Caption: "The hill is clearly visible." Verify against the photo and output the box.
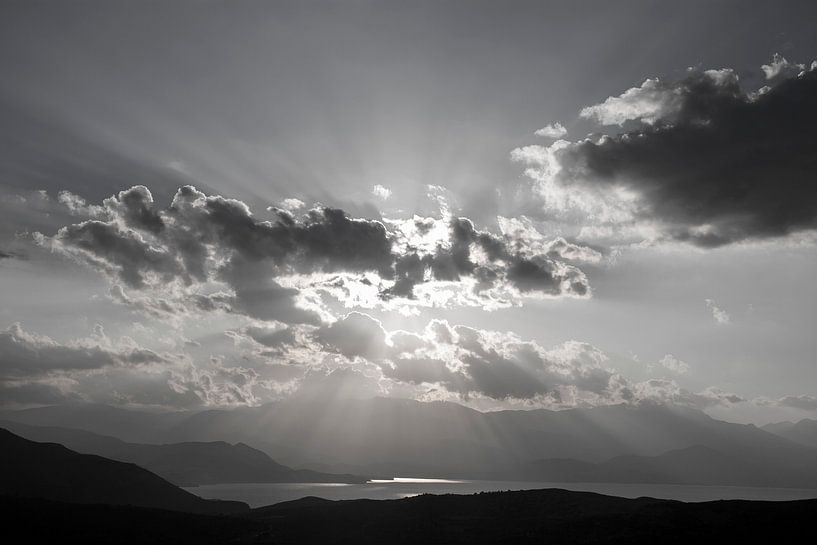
[0,428,248,514]
[249,488,817,544]
[5,488,816,544]
[0,420,366,486]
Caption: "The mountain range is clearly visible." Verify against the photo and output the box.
[4,398,816,487]
[0,420,366,486]
[762,418,817,449]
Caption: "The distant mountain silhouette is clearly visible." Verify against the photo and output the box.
[526,444,817,487]
[0,428,248,514]
[0,421,366,486]
[5,488,816,544]
[5,399,817,486]
[0,403,188,442]
[763,418,817,449]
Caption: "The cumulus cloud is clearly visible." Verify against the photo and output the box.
[497,216,602,263]
[579,76,688,125]
[41,185,591,324]
[385,215,591,302]
[705,299,731,325]
[372,184,392,200]
[651,354,689,375]
[307,313,616,402]
[517,57,817,247]
[266,312,733,411]
[0,315,753,412]
[274,198,305,212]
[761,53,806,81]
[534,122,567,138]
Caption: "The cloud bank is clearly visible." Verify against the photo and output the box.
[515,56,817,247]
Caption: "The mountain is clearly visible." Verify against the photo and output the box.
[527,444,817,487]
[5,488,817,544]
[0,403,190,443]
[0,428,248,514]
[763,418,817,449]
[5,398,817,486]
[0,420,366,486]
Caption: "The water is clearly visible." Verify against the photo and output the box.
[185,479,817,508]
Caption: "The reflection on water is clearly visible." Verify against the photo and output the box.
[369,477,464,484]
[185,479,817,508]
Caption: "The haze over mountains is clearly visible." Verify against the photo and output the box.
[762,419,817,449]
[0,420,365,486]
[4,421,817,544]
[4,397,817,488]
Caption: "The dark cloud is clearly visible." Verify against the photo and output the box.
[59,220,182,288]
[220,257,322,325]
[557,63,817,245]
[106,185,165,234]
[47,185,590,323]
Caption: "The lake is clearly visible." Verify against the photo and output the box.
[185,478,817,508]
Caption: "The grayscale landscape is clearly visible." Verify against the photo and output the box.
[1,1,816,543]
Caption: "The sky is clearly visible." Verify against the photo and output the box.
[1,0,816,424]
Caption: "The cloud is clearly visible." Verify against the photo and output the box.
[290,313,752,411]
[651,354,689,375]
[0,321,277,409]
[42,185,591,324]
[761,53,806,81]
[518,57,817,247]
[372,184,392,200]
[313,315,617,402]
[534,122,567,138]
[0,316,753,412]
[705,299,731,325]
[579,76,688,126]
[497,216,602,263]
[624,380,745,410]
[274,198,305,212]
[385,215,591,301]
[0,323,169,378]
[313,311,389,361]
[757,394,817,411]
